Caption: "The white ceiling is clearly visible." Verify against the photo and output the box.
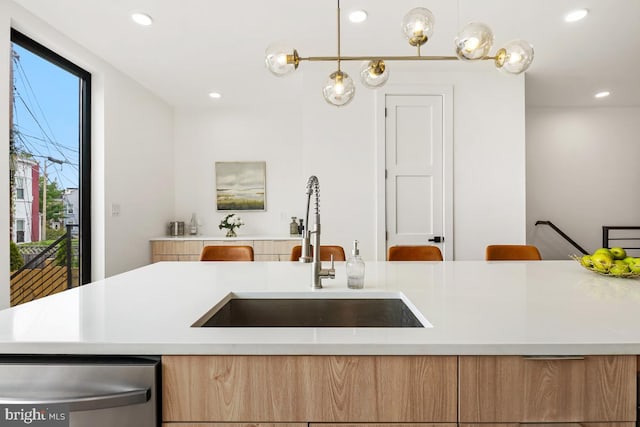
[12,0,640,109]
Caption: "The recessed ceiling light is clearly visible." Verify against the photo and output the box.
[594,91,610,99]
[565,9,589,23]
[131,12,153,26]
[208,92,222,99]
[349,10,368,23]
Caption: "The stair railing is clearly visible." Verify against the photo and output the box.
[535,220,589,255]
[602,226,640,254]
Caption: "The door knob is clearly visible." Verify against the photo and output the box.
[428,236,443,243]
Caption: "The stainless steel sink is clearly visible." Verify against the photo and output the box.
[192,292,427,328]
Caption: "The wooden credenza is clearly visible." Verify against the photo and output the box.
[150,237,300,262]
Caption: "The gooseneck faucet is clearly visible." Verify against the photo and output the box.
[300,175,335,289]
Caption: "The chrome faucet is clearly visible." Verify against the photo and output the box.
[299,175,335,289]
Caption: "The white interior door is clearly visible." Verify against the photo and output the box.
[385,94,444,254]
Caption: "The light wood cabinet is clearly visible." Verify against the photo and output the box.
[163,424,306,427]
[162,355,457,423]
[313,424,455,427]
[150,238,299,263]
[460,423,635,427]
[459,355,637,423]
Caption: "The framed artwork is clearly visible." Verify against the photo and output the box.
[215,161,266,211]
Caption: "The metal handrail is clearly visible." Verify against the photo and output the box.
[11,234,66,278]
[10,225,79,306]
[602,226,640,250]
[535,220,589,255]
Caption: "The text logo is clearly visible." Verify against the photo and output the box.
[0,405,68,427]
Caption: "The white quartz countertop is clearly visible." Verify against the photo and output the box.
[1,260,640,355]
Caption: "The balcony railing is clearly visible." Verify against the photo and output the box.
[10,224,79,306]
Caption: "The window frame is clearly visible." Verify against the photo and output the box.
[15,177,24,200]
[11,29,92,284]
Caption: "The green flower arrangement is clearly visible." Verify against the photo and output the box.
[219,213,244,237]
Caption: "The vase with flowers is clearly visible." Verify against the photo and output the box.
[219,213,244,237]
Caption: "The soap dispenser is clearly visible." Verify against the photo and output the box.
[346,240,365,289]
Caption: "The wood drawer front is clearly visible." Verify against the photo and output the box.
[312,424,456,427]
[459,356,637,423]
[255,255,280,261]
[152,254,179,262]
[460,423,636,427]
[153,241,203,255]
[253,240,299,256]
[203,240,253,247]
[163,424,306,427]
[313,424,455,427]
[163,355,457,423]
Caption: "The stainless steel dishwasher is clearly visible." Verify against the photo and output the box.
[0,356,159,427]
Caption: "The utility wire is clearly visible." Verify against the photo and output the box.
[11,49,80,190]
[12,50,75,156]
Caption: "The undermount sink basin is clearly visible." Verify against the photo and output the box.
[192,291,429,328]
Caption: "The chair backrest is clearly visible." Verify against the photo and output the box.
[485,244,542,261]
[289,245,346,262]
[199,245,254,261]
[387,245,443,261]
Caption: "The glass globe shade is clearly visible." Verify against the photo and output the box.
[264,44,299,77]
[455,22,494,60]
[401,7,435,47]
[360,60,389,88]
[322,71,356,107]
[495,40,534,74]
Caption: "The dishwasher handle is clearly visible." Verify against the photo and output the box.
[0,388,151,412]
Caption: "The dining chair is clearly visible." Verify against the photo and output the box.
[485,244,542,261]
[199,245,254,261]
[289,245,346,262]
[387,245,443,261]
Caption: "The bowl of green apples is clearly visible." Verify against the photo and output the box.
[572,247,640,278]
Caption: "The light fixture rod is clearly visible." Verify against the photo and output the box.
[301,55,496,62]
[337,0,341,71]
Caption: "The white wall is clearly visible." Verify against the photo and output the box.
[388,69,527,260]
[103,71,174,277]
[527,107,640,259]
[173,104,303,240]
[174,65,527,260]
[0,2,174,303]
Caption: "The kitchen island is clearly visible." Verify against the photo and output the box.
[0,260,639,355]
[1,260,638,426]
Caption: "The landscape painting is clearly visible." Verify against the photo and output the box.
[215,161,266,211]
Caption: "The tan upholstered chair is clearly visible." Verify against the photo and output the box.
[387,245,443,261]
[289,245,346,262]
[199,245,254,261]
[485,245,542,261]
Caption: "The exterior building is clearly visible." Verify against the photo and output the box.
[62,188,79,235]
[12,157,39,243]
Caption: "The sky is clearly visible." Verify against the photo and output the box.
[11,43,79,190]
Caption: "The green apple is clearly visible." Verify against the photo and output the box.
[580,255,593,268]
[623,256,635,264]
[609,261,631,276]
[627,258,640,274]
[609,247,627,260]
[593,248,612,257]
[591,252,614,272]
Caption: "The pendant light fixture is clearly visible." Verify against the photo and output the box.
[265,1,534,107]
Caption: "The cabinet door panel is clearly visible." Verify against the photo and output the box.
[163,355,457,423]
[164,424,306,427]
[459,356,636,423]
[460,423,635,427]
[313,424,455,427]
